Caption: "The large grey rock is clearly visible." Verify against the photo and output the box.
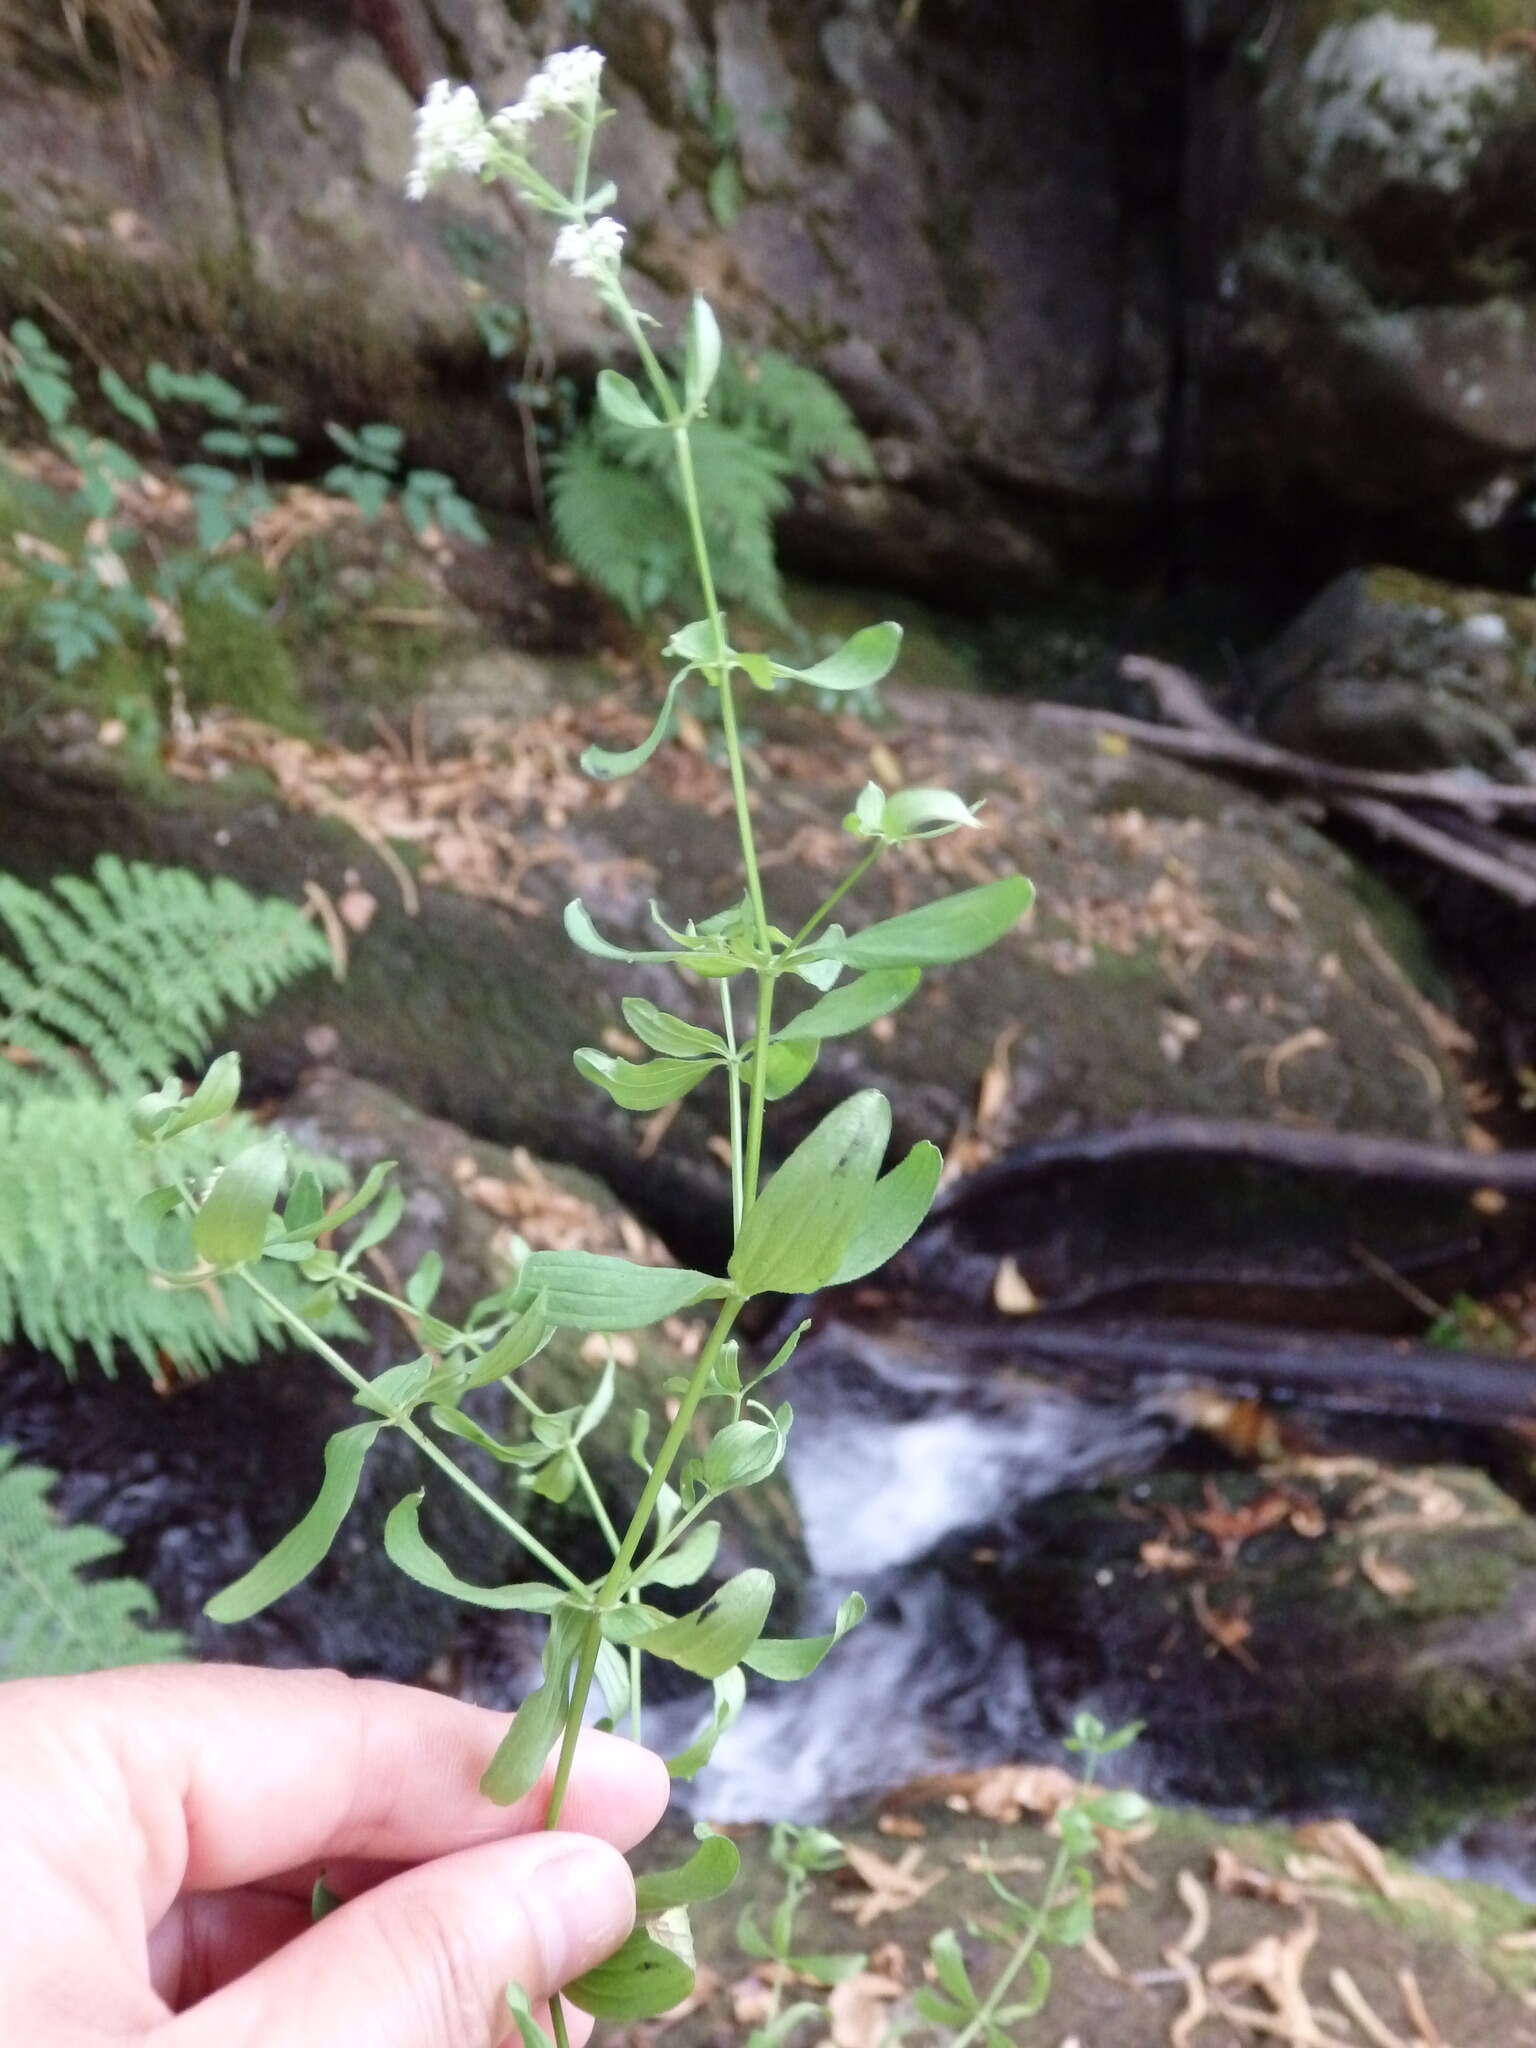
[1195,3,1536,532]
[0,0,1181,595]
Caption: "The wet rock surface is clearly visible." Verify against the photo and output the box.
[987,1459,1536,1845]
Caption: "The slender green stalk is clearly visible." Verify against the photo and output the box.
[546,1611,605,1824]
[790,845,881,952]
[948,1766,1101,2048]
[721,984,745,1234]
[240,1273,586,1593]
[742,971,775,1208]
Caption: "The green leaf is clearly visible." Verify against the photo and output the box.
[581,668,692,781]
[817,876,1034,970]
[914,1988,972,2029]
[125,1185,187,1272]
[744,1592,866,1680]
[874,786,983,841]
[664,618,719,665]
[480,1606,584,1804]
[703,1418,784,1492]
[825,1141,942,1286]
[134,1049,242,1140]
[684,296,723,411]
[503,1983,556,2048]
[406,1249,443,1313]
[635,1519,721,1589]
[772,622,902,693]
[776,969,920,1044]
[574,1047,718,1111]
[99,367,157,435]
[191,1133,287,1268]
[729,1091,890,1295]
[382,1494,566,1611]
[930,1928,979,2011]
[596,369,666,433]
[634,1829,740,1914]
[205,1423,382,1622]
[303,1159,396,1241]
[668,1667,746,1779]
[759,1038,819,1102]
[311,1875,342,1923]
[621,999,726,1058]
[564,899,685,966]
[566,1926,694,2021]
[515,1250,731,1332]
[632,1568,774,1678]
[461,1297,552,1390]
[789,1953,867,1987]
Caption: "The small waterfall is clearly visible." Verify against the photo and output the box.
[668,1320,1176,1820]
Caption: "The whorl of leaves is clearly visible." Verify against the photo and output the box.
[0,1446,184,1677]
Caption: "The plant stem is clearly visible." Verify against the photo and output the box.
[742,971,774,1208]
[789,845,881,952]
[948,1769,1100,2048]
[239,1273,586,1593]
[721,984,745,1235]
[536,1296,743,1824]
[545,1610,605,1825]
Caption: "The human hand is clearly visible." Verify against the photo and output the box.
[0,1663,668,2046]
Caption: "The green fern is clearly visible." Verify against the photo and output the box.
[550,346,871,624]
[0,856,331,1096]
[712,348,872,475]
[0,1094,323,1374]
[0,1446,184,1676]
[0,857,331,1373]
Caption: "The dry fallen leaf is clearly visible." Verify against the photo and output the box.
[1360,1545,1417,1601]
[826,1968,904,2048]
[834,1843,945,1927]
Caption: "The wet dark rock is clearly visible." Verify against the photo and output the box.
[1252,567,1536,775]
[988,1460,1536,1845]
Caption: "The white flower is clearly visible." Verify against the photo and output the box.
[406,80,492,201]
[523,45,604,115]
[487,47,603,146]
[551,215,626,281]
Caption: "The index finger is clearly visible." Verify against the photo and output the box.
[0,1665,668,1921]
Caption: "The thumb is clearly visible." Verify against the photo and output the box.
[164,1832,635,2048]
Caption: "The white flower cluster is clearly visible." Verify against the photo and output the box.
[406,80,491,201]
[407,48,606,200]
[551,216,626,281]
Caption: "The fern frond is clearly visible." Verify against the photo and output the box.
[0,856,330,1096]
[0,1447,184,1676]
[550,432,694,619]
[553,347,868,623]
[716,349,873,477]
[0,1094,309,1375]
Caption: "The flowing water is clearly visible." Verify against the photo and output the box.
[670,1320,1175,1820]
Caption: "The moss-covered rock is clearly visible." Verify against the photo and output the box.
[989,1460,1536,1844]
[0,679,1466,1264]
[1254,563,1536,771]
